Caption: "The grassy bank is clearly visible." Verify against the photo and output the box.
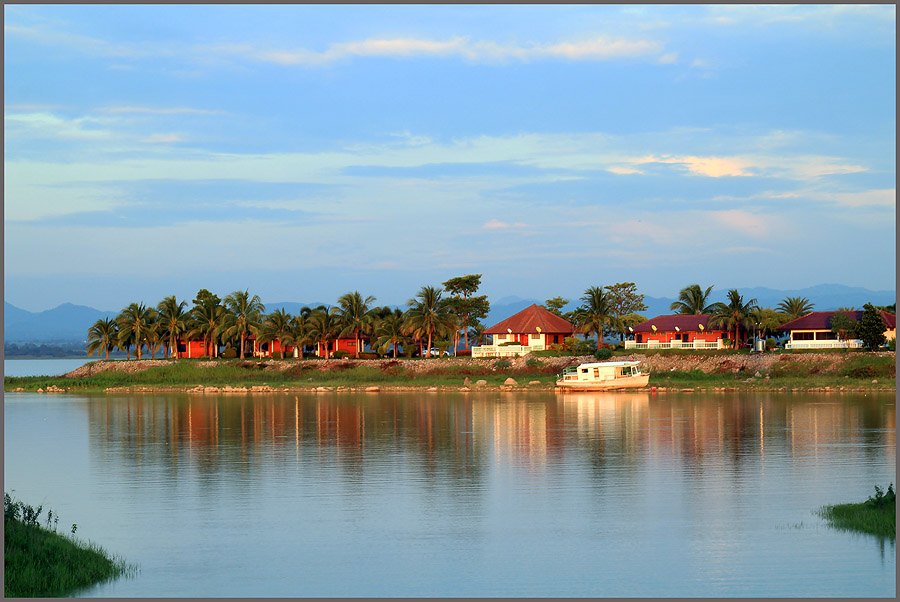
[818,485,896,539]
[4,494,131,597]
[4,353,895,393]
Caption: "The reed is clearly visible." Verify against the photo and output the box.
[819,485,896,539]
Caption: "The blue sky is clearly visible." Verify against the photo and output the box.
[4,4,895,312]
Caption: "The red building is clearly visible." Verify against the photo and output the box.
[626,315,730,350]
[473,304,575,357]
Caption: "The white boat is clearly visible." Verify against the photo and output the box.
[555,360,650,391]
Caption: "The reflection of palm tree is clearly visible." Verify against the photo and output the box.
[670,284,715,315]
[117,302,156,360]
[307,308,342,358]
[223,290,265,359]
[87,317,118,360]
[404,286,454,357]
[157,296,188,359]
[189,299,226,358]
[573,286,613,349]
[709,289,758,349]
[336,291,376,358]
[776,296,815,321]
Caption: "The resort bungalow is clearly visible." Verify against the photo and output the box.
[175,339,211,358]
[624,315,731,350]
[252,337,297,358]
[472,304,574,358]
[778,310,896,350]
[314,336,371,358]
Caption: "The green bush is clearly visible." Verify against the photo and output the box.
[525,357,543,368]
[332,350,350,359]
[498,341,520,346]
[766,338,777,351]
[493,358,512,369]
[594,347,613,360]
[221,347,238,359]
[358,352,378,360]
[575,339,597,355]
[888,338,896,351]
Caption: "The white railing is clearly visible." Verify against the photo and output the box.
[624,340,724,350]
[471,344,546,358]
[785,340,862,350]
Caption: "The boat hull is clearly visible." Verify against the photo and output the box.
[555,373,650,391]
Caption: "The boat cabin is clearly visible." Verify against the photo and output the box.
[560,361,643,384]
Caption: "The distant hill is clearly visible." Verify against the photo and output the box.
[4,284,894,343]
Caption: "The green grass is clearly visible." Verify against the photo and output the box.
[818,485,896,539]
[4,494,132,597]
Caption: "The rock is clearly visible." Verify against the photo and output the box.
[464,377,471,387]
[475,380,487,387]
[458,387,470,392]
[36,388,44,393]
[528,380,541,386]
[365,386,380,392]
[872,379,878,384]
[754,371,762,378]
[504,377,518,386]
[427,386,438,392]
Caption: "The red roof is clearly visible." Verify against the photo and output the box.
[630,314,728,333]
[778,310,896,331]
[484,304,574,335]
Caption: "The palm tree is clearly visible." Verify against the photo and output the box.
[189,298,226,358]
[259,308,294,358]
[670,284,716,315]
[572,286,614,349]
[222,290,266,359]
[307,308,342,358]
[287,314,310,358]
[157,295,188,359]
[374,310,407,358]
[86,317,118,360]
[468,320,487,347]
[709,289,759,349]
[404,285,454,357]
[776,296,815,321]
[117,302,157,360]
[335,291,376,358]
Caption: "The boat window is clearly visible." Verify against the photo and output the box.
[581,368,588,374]
[593,368,599,378]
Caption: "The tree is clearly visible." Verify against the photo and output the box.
[443,274,490,351]
[670,284,715,315]
[572,286,614,349]
[189,296,226,358]
[307,308,342,359]
[858,304,887,350]
[751,307,785,344]
[157,295,188,359]
[335,291,376,359]
[542,297,570,318]
[222,290,266,359]
[117,302,157,360]
[708,289,758,349]
[830,312,859,348]
[404,285,455,357]
[468,320,487,347]
[777,296,815,321]
[259,308,294,357]
[86,317,118,360]
[374,310,407,358]
[605,282,648,342]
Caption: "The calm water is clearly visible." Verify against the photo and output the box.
[4,390,895,597]
[4,358,93,377]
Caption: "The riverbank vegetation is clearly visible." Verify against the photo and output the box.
[819,485,896,539]
[4,494,130,597]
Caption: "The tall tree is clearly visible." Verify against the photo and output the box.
[858,304,887,350]
[189,296,226,358]
[572,286,614,349]
[86,317,118,360]
[829,312,859,347]
[443,274,490,351]
[374,310,407,358]
[307,308,342,359]
[222,290,266,359]
[670,284,716,315]
[157,295,188,359]
[335,291,376,358]
[117,302,157,360]
[259,308,294,357]
[542,297,570,318]
[605,282,648,342]
[776,296,815,321]
[708,289,758,349]
[751,307,785,345]
[404,285,455,357]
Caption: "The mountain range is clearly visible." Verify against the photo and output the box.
[3,284,895,345]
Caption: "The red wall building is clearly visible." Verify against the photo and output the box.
[627,315,731,349]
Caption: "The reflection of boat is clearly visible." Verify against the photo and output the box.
[555,360,650,391]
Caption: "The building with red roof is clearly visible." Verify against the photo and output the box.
[624,314,731,350]
[473,304,575,358]
[778,310,896,349]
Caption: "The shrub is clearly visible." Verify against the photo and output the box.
[493,358,512,369]
[455,349,472,357]
[525,357,543,368]
[221,347,238,359]
[575,339,597,355]
[594,347,613,360]
[888,338,897,352]
[358,352,379,360]
[270,351,285,359]
[332,350,350,359]
[766,338,777,351]
[498,341,520,346]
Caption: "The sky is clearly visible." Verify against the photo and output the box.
[4,4,896,312]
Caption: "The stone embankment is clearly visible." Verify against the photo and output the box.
[63,351,894,380]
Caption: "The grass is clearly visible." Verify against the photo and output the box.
[4,494,132,597]
[818,485,896,539]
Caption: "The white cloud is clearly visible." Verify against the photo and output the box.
[140,133,183,144]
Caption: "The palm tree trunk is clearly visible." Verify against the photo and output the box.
[392,342,397,358]
[240,333,245,359]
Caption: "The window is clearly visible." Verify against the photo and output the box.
[553,335,559,344]
[581,368,588,374]
[177,343,186,352]
[793,332,814,341]
[816,331,837,340]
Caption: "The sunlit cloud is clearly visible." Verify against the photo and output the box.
[608,166,644,175]
[141,133,183,144]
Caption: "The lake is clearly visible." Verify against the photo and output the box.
[3,390,895,597]
[4,358,94,377]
